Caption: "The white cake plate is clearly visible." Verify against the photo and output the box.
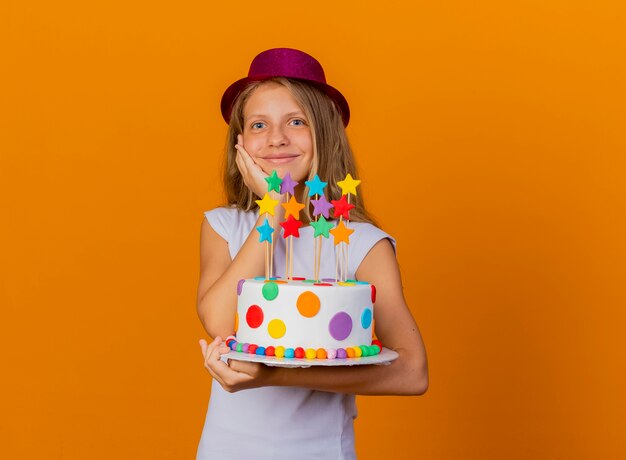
[222,347,399,368]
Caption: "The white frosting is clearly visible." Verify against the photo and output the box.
[236,279,374,350]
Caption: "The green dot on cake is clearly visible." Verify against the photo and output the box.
[262,282,279,300]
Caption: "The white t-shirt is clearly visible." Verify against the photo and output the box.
[197,207,395,460]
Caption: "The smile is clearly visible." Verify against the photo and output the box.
[262,154,300,165]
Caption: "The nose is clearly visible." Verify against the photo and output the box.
[268,125,289,148]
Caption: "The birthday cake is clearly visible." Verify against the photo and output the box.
[227,277,381,360]
[226,171,383,360]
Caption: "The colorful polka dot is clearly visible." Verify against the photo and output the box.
[314,283,332,286]
[361,308,372,329]
[237,279,245,295]
[285,348,295,358]
[329,312,353,341]
[305,348,316,359]
[262,282,279,300]
[246,305,263,328]
[338,281,355,286]
[336,348,347,359]
[234,312,239,332]
[275,346,285,358]
[297,291,321,317]
[268,319,286,339]
[371,285,377,303]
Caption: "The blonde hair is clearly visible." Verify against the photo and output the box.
[222,77,376,225]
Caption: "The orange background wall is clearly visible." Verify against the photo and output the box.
[2,1,625,458]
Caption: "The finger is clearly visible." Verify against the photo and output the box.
[203,337,221,364]
[199,339,209,358]
[235,142,260,171]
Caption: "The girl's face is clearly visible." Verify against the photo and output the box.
[242,82,314,183]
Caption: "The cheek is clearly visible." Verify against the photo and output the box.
[242,136,264,156]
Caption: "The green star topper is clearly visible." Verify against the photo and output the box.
[265,170,283,193]
[310,215,334,238]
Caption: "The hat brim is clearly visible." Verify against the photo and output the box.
[220,76,350,127]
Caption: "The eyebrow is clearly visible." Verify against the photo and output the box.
[245,111,306,121]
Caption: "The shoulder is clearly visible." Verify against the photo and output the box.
[348,222,396,275]
[350,222,396,253]
[203,206,258,241]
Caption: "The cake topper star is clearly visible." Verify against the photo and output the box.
[310,215,334,238]
[305,174,327,196]
[281,195,306,220]
[280,215,303,238]
[330,220,355,245]
[256,193,279,216]
[256,218,274,243]
[331,195,356,220]
[337,173,361,196]
[265,170,283,193]
[311,195,334,218]
[280,172,298,195]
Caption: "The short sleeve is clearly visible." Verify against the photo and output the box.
[348,223,396,277]
[204,207,234,244]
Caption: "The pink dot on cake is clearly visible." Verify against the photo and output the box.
[246,305,264,328]
[329,312,353,341]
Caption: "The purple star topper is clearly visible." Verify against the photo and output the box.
[311,195,334,218]
[280,172,298,195]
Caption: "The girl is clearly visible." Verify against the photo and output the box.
[197,48,428,460]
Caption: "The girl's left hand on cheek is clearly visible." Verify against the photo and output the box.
[199,337,273,393]
[235,134,278,200]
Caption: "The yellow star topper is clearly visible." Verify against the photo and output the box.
[256,193,279,216]
[330,221,355,245]
[281,195,306,220]
[337,173,361,196]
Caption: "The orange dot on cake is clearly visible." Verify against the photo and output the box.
[296,291,321,317]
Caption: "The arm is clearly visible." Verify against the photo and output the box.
[197,137,284,339]
[201,238,429,396]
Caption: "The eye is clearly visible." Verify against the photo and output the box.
[290,119,306,126]
[251,122,266,129]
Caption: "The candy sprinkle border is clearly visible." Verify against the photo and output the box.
[225,336,383,360]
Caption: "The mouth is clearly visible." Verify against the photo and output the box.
[262,154,300,165]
